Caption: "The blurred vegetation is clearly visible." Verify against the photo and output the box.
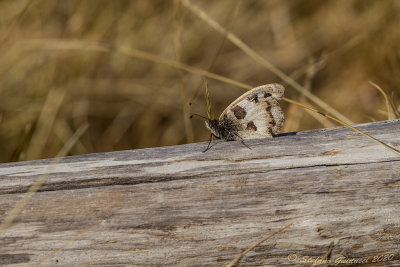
[0,0,399,162]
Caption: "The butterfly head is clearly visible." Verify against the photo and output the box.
[205,119,222,139]
[190,114,221,139]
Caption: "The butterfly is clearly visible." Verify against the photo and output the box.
[195,84,285,151]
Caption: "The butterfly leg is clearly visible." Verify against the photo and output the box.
[203,134,223,152]
[203,134,213,152]
[238,139,251,150]
[233,133,251,150]
[240,140,251,150]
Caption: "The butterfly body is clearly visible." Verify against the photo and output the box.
[205,117,241,141]
[205,83,285,142]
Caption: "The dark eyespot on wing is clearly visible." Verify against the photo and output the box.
[264,92,272,98]
[269,119,276,126]
[268,128,273,136]
[264,100,277,131]
[246,121,257,131]
[232,105,247,119]
[247,94,258,103]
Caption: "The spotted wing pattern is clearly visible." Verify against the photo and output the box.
[219,84,284,139]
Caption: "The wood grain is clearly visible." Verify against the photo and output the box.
[1,119,400,266]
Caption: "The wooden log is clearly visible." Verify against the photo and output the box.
[0,119,400,266]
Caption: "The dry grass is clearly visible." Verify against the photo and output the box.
[0,0,399,162]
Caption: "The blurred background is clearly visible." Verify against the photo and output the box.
[0,0,399,162]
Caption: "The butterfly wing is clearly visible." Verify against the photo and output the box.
[219,84,284,139]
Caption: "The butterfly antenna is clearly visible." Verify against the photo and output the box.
[190,114,209,120]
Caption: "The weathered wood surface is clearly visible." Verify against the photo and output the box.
[0,119,400,266]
